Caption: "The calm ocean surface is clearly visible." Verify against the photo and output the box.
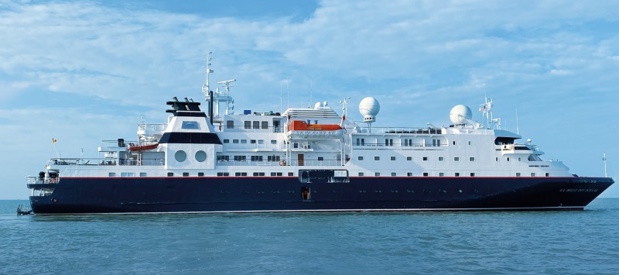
[1,199,619,274]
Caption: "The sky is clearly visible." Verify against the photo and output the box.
[1,0,618,199]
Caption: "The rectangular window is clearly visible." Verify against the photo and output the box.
[241,139,247,144]
[167,172,174,177]
[375,172,380,176]
[470,173,475,177]
[391,156,396,161]
[374,156,380,161]
[233,139,239,144]
[423,157,428,161]
[253,121,260,129]
[423,172,429,177]
[531,173,536,177]
[271,140,277,144]
[545,173,550,177]
[406,157,412,161]
[244,121,251,129]
[223,139,230,143]
[288,172,294,176]
[455,173,460,177]
[120,172,134,177]
[318,157,324,161]
[183,172,189,177]
[181,121,200,129]
[391,172,396,176]
[251,156,263,161]
[516,173,521,177]
[258,140,264,144]
[217,172,230,176]
[454,157,460,161]
[226,120,234,129]
[439,157,444,161]
[139,172,147,177]
[198,172,204,177]
[470,157,475,162]
[359,172,364,176]
[439,172,444,177]
[250,140,256,144]
[108,172,116,177]
[253,172,265,176]
[235,172,248,176]
[234,155,247,161]
[217,155,229,161]
[407,172,413,176]
[358,156,364,161]
[261,121,268,129]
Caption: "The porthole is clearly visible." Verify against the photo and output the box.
[195,150,207,162]
[175,150,187,162]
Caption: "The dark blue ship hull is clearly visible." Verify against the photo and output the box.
[28,176,613,214]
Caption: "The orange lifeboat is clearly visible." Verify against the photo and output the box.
[128,143,159,152]
[289,120,342,131]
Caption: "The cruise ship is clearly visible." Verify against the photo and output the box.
[26,55,613,213]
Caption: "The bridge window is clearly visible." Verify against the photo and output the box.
[253,121,260,129]
[244,121,251,129]
[227,120,234,129]
[261,121,268,129]
[181,121,200,129]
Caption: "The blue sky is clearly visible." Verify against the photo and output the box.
[1,0,618,199]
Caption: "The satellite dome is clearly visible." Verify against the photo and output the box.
[359,97,380,123]
[449,104,472,125]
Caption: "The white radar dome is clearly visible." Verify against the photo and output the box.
[359,97,380,123]
[449,104,472,125]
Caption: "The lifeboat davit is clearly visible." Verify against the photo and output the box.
[128,143,158,152]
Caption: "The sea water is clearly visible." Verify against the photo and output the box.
[1,199,619,274]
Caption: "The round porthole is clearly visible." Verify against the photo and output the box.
[195,150,207,162]
[175,150,187,162]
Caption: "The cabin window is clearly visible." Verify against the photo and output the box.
[195,150,207,162]
[181,121,200,129]
[455,173,460,177]
[108,172,116,177]
[183,172,189,177]
[234,155,246,161]
[251,156,263,161]
[235,172,248,176]
[217,172,229,176]
[375,172,380,176]
[496,157,499,162]
[217,155,229,161]
[244,121,251,129]
[226,120,234,129]
[318,157,324,161]
[271,172,283,176]
[175,150,187,162]
[469,157,475,162]
[167,172,174,177]
[507,157,510,162]
[423,172,429,177]
[120,172,134,177]
[439,157,444,161]
[358,156,364,161]
[407,172,413,176]
[468,141,471,145]
[470,173,475,177]
[391,156,396,161]
[261,121,268,129]
[250,140,256,144]
[391,172,396,176]
[531,173,536,177]
[271,140,277,144]
[253,172,265,176]
[359,172,364,176]
[258,140,264,144]
[241,139,247,144]
[139,172,147,177]
[454,157,460,161]
[223,139,229,143]
[407,157,412,161]
[423,157,428,161]
[374,156,380,161]
[452,141,456,145]
[545,173,550,177]
[253,121,260,129]
[233,139,239,144]
[516,173,521,177]
[439,173,444,177]
[198,172,204,177]
[288,172,294,176]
